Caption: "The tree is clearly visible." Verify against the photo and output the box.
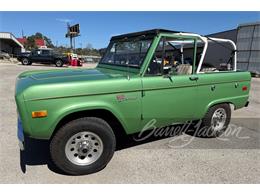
[27,32,54,48]
[34,32,43,39]
[43,36,54,48]
[24,36,37,50]
[23,32,102,56]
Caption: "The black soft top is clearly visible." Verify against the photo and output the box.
[110,29,181,41]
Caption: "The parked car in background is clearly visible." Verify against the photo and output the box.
[17,48,69,67]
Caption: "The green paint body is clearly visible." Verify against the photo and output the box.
[15,33,251,139]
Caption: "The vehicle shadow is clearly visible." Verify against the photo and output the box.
[20,124,192,175]
[19,136,65,175]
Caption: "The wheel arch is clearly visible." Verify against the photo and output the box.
[204,100,234,117]
[50,108,128,142]
[54,57,63,61]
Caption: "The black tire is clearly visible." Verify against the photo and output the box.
[55,59,63,67]
[21,58,30,65]
[50,117,116,175]
[194,104,231,138]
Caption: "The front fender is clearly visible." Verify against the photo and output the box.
[49,101,129,137]
[25,92,141,139]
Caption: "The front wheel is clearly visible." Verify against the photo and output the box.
[195,104,231,138]
[50,117,116,175]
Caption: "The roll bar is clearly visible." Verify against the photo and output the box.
[172,33,237,73]
[205,37,237,72]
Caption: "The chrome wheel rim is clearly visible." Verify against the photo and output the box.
[23,59,28,64]
[56,61,62,66]
[65,131,103,166]
[211,108,227,132]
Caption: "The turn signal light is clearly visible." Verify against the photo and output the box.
[32,110,47,118]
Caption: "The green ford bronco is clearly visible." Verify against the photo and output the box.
[15,29,251,175]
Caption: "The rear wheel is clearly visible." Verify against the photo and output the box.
[50,117,116,175]
[55,59,63,67]
[21,58,30,65]
[196,104,231,138]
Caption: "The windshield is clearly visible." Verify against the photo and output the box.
[100,39,152,68]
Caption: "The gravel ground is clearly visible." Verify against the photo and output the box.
[0,62,259,183]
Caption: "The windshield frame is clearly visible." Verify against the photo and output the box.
[99,37,153,70]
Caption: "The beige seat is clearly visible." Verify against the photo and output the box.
[177,64,192,75]
[201,67,217,72]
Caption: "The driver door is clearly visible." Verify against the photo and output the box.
[141,75,198,129]
[141,36,198,129]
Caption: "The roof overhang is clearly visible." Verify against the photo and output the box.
[0,32,24,48]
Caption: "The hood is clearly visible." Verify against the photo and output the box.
[18,67,128,81]
[15,67,137,101]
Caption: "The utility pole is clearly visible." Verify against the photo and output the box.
[80,43,83,55]
[67,22,73,52]
[70,36,73,51]
[73,37,76,50]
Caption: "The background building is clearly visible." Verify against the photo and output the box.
[236,22,260,73]
[207,22,260,73]
[0,32,24,56]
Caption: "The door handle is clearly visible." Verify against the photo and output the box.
[189,76,199,81]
